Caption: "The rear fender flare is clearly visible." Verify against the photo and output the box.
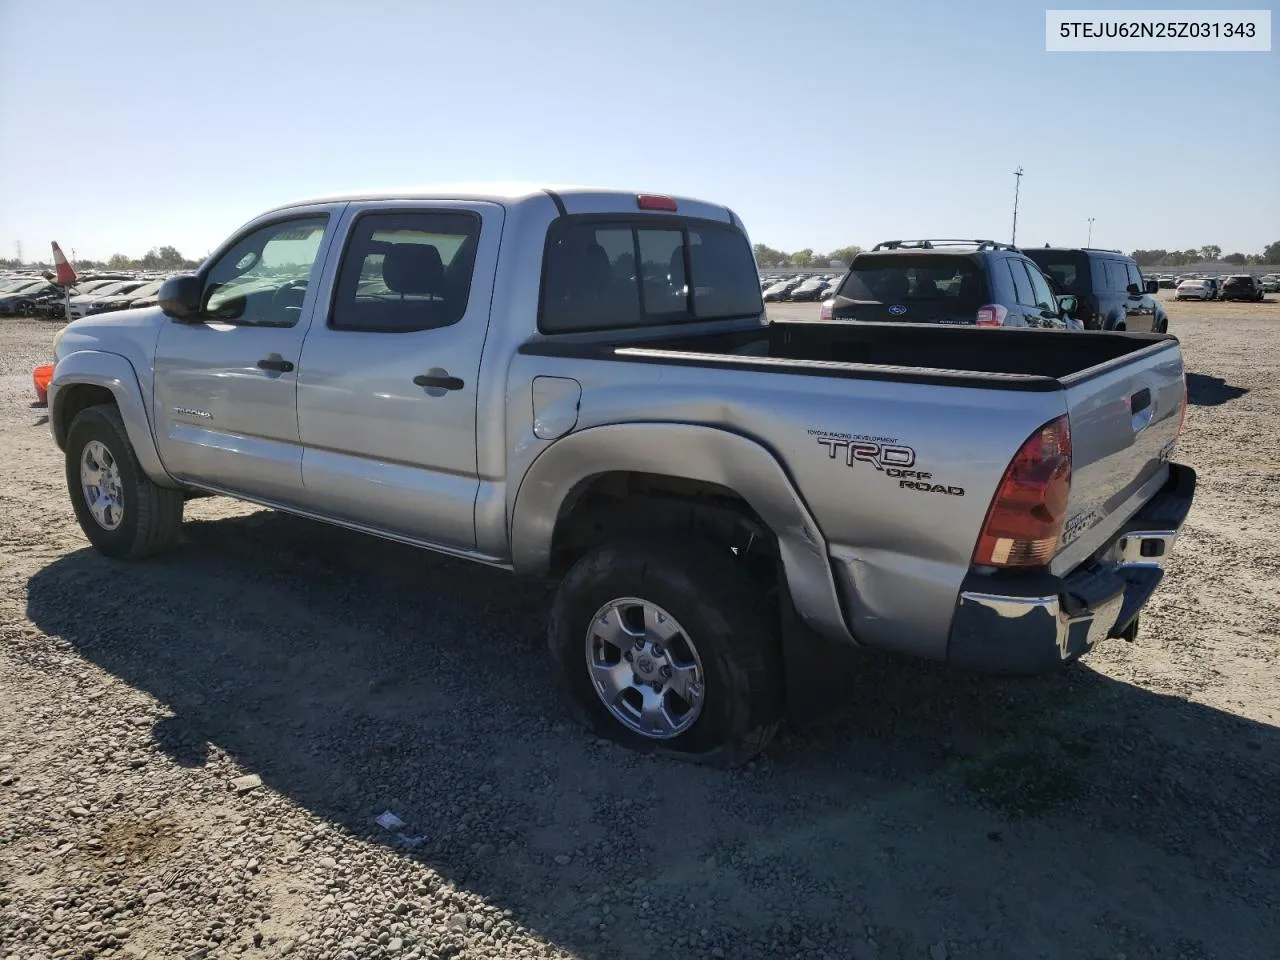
[49,350,176,487]
[510,423,852,645]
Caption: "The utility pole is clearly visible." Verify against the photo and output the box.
[1087,218,1095,246]
[1008,167,1029,245]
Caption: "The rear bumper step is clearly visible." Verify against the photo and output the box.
[947,463,1195,674]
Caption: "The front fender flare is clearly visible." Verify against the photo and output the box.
[510,423,852,645]
[49,350,176,487]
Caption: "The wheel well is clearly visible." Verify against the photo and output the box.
[550,471,779,587]
[54,384,117,447]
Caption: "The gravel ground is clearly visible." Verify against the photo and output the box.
[1,298,1277,960]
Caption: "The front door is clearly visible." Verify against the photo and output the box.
[152,209,340,504]
[294,201,503,551]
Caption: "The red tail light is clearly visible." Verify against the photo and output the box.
[819,299,833,321]
[975,304,1008,327]
[636,194,677,212]
[973,415,1072,567]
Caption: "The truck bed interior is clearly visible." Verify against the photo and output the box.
[630,320,1175,383]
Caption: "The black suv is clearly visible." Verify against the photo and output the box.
[820,239,1080,329]
[1023,247,1166,332]
[1219,274,1264,302]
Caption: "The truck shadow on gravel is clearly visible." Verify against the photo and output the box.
[1185,372,1249,406]
[27,509,1280,960]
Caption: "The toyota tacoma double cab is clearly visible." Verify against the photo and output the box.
[49,185,1195,765]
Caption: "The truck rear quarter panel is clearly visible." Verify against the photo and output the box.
[506,349,1068,660]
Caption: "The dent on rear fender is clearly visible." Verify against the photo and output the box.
[508,423,854,646]
[51,351,176,486]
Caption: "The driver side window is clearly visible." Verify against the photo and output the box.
[203,216,329,327]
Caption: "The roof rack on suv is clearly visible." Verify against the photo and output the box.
[871,239,1022,252]
[1079,247,1124,254]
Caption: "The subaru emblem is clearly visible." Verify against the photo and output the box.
[888,304,908,316]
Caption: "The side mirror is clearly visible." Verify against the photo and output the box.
[1056,294,1077,316]
[158,274,203,321]
[1144,279,1159,294]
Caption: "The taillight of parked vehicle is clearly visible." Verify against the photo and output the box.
[819,300,833,321]
[973,415,1072,567]
[975,304,1008,327]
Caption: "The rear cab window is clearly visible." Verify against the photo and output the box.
[837,254,988,306]
[539,217,762,333]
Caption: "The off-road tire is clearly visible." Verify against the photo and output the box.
[549,536,782,766]
[65,403,184,559]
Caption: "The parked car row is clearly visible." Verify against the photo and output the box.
[1174,274,1267,302]
[0,272,167,318]
[760,273,842,302]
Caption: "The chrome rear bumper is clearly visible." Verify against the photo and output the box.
[947,463,1195,674]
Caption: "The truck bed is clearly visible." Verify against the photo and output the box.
[629,320,1176,386]
[523,319,1178,390]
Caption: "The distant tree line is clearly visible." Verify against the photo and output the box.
[1126,240,1280,267]
[0,245,201,272]
[754,244,864,268]
[751,240,1280,270]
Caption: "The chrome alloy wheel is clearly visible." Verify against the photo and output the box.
[585,597,705,739]
[80,440,125,531]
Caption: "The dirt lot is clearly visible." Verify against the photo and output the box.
[1,298,1277,960]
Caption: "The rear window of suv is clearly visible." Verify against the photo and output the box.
[540,218,762,333]
[837,254,987,306]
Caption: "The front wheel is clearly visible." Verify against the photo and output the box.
[65,404,185,559]
[549,536,782,766]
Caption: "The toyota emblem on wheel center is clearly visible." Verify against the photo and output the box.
[888,304,908,315]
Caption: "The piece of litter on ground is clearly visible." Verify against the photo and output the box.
[231,774,263,794]
[375,811,405,830]
[554,854,572,866]
[397,833,425,848]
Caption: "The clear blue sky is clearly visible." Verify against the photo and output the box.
[1,0,1276,263]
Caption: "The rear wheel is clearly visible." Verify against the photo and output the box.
[65,404,184,559]
[549,536,782,766]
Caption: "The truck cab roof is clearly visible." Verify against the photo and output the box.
[267,183,739,225]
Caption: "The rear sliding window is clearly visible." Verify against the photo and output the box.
[838,254,987,305]
[540,218,762,332]
[1023,252,1090,295]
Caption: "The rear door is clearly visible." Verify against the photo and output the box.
[1004,258,1047,327]
[1051,341,1186,575]
[293,201,503,551]
[1022,261,1069,329]
[828,253,988,325]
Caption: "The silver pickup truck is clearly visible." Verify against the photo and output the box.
[49,185,1196,765]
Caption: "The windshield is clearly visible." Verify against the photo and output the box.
[6,279,47,293]
[118,279,163,298]
[72,279,121,294]
[84,281,135,297]
[838,254,987,305]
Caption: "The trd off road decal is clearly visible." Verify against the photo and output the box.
[808,429,965,496]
